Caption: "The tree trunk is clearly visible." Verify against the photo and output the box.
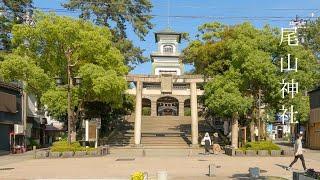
[261,120,266,140]
[250,120,255,142]
[231,112,239,148]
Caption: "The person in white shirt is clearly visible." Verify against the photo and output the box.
[287,134,307,171]
[202,132,212,155]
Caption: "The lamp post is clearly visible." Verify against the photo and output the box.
[54,68,81,145]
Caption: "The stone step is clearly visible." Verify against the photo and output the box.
[142,142,190,144]
[108,148,203,157]
[141,141,187,144]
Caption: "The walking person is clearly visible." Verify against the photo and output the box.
[201,132,212,155]
[286,134,307,171]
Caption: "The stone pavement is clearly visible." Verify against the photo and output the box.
[0,151,33,166]
[0,148,319,180]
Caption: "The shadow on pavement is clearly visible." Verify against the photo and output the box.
[275,142,293,148]
[230,174,289,180]
[230,173,250,179]
[275,164,288,169]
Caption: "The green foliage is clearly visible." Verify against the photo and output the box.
[301,17,320,61]
[63,0,153,69]
[131,172,144,180]
[12,12,128,76]
[40,89,68,120]
[205,69,253,117]
[51,140,95,152]
[78,63,127,108]
[114,38,147,70]
[63,0,153,40]
[240,141,281,152]
[185,21,320,123]
[286,93,310,124]
[0,54,53,96]
[4,12,128,120]
[27,137,40,148]
[0,0,33,51]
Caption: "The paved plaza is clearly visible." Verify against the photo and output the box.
[0,148,319,180]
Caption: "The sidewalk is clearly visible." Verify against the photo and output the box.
[0,151,33,166]
[0,151,319,180]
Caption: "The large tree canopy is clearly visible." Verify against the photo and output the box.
[0,12,128,119]
[0,0,33,51]
[205,69,253,118]
[301,17,320,60]
[184,22,320,124]
[63,0,153,40]
[64,0,153,69]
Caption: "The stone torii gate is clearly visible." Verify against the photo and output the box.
[125,74,205,146]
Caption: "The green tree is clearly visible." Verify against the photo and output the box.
[301,17,320,61]
[185,21,320,143]
[63,0,153,40]
[0,54,52,97]
[205,69,253,148]
[0,12,128,141]
[0,0,32,51]
[64,0,153,69]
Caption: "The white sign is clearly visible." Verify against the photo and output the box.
[14,124,24,134]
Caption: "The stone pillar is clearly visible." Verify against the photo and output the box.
[179,101,184,116]
[151,100,157,116]
[190,82,198,145]
[134,81,143,145]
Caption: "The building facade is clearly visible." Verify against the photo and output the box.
[126,29,205,146]
[0,81,22,153]
[308,87,320,149]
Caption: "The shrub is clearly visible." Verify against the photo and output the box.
[242,141,280,152]
[51,140,95,152]
[131,172,144,180]
[28,138,40,149]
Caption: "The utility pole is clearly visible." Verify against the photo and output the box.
[54,51,81,145]
[21,11,34,149]
[66,48,74,145]
[290,15,306,29]
[290,15,307,44]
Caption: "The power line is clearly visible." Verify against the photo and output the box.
[37,0,320,13]
[58,0,320,11]
[32,7,318,21]
[1,6,318,23]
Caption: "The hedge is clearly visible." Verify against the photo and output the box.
[240,141,281,152]
[51,140,95,152]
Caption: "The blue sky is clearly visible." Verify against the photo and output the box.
[33,0,320,74]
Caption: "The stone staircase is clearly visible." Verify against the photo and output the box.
[139,116,192,133]
[104,115,225,148]
[106,116,195,147]
[138,116,192,147]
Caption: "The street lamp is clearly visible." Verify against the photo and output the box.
[74,76,82,85]
[54,74,82,145]
[54,76,63,86]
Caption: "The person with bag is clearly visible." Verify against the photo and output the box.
[201,132,212,155]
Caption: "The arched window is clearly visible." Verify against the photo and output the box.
[163,45,173,53]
